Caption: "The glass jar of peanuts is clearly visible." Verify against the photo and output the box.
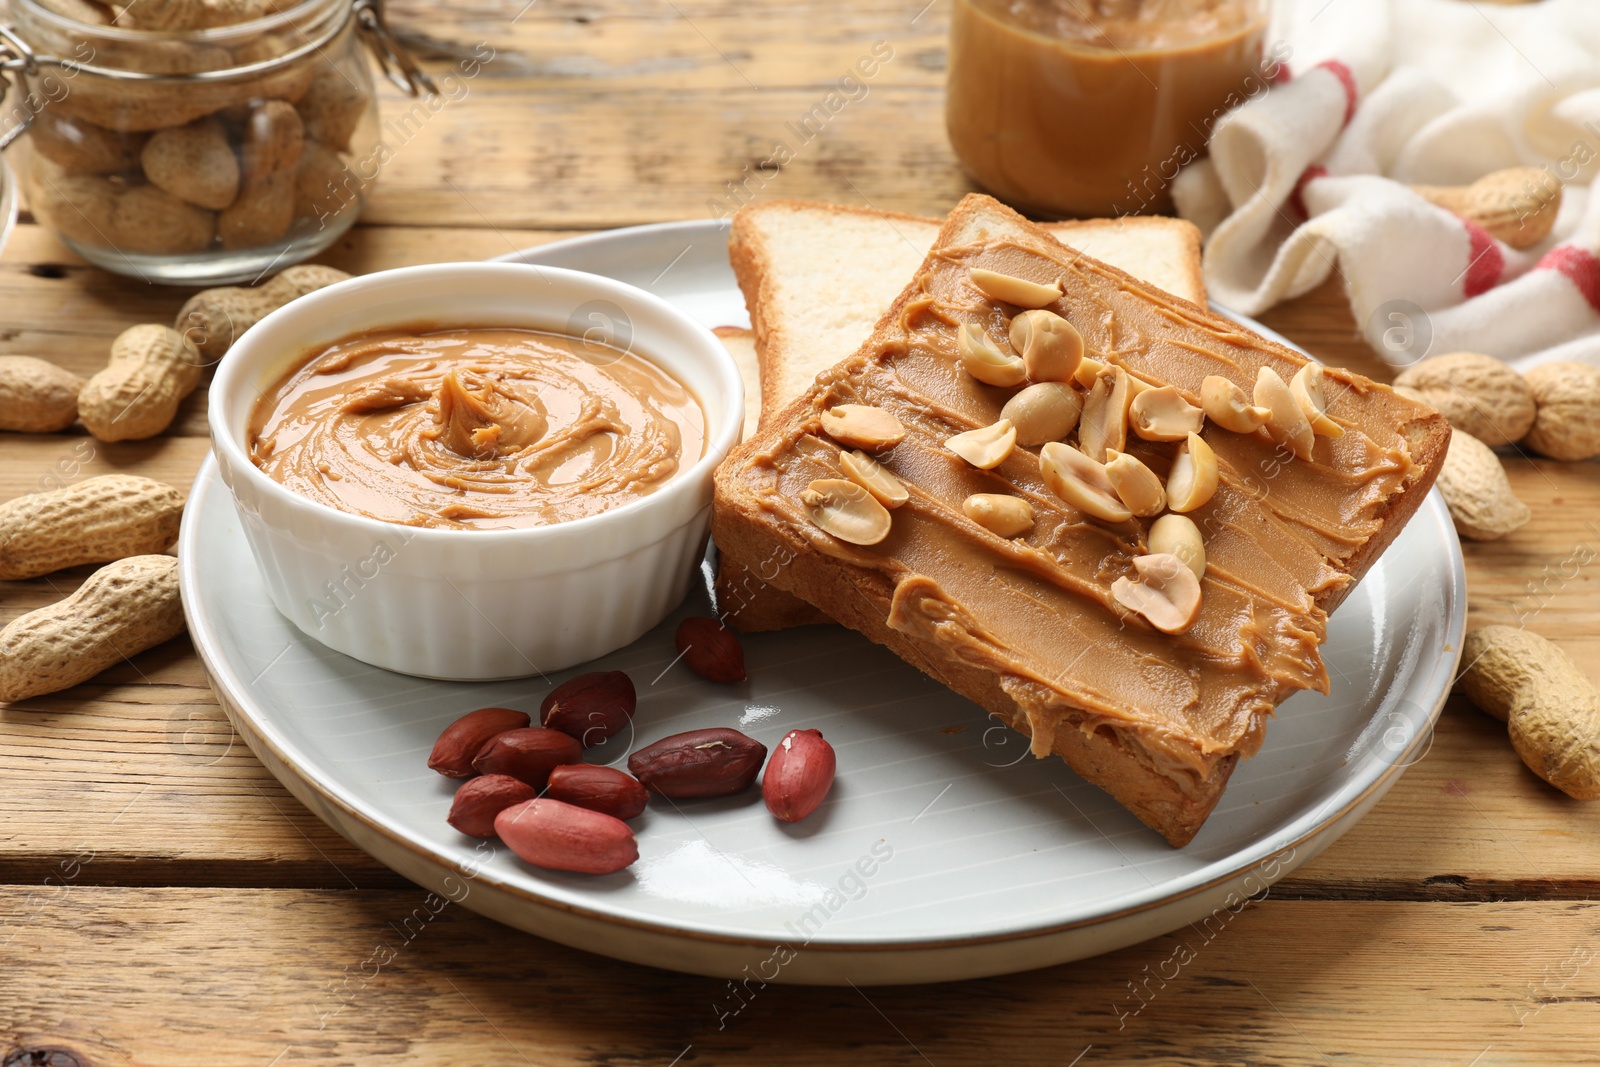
[1,0,433,284]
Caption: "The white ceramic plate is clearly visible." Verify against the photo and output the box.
[180,221,1466,985]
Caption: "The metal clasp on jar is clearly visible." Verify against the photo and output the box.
[354,0,435,97]
[0,22,51,150]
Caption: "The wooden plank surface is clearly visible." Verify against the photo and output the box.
[0,226,589,386]
[3,892,1598,1066]
[391,0,949,90]
[2,0,1598,1059]
[355,83,971,229]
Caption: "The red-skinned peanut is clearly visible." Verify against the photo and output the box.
[428,707,530,778]
[471,727,583,790]
[446,774,538,838]
[494,798,638,875]
[541,670,636,747]
[762,728,836,822]
[545,764,649,820]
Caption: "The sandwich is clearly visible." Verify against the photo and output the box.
[710,194,1449,845]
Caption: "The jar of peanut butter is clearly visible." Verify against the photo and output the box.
[946,0,1276,218]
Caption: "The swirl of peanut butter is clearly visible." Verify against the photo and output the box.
[248,328,705,529]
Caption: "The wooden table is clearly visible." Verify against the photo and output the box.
[3,2,1598,1063]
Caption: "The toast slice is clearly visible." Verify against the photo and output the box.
[712,325,762,442]
[711,194,1449,846]
[733,201,1204,429]
[718,201,1206,630]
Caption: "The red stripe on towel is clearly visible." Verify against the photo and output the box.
[1537,245,1600,314]
[1290,165,1328,219]
[1462,222,1504,298]
[1316,60,1359,127]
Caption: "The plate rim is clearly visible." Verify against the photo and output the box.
[181,219,1468,954]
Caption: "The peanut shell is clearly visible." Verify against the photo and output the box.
[54,42,237,132]
[175,264,352,361]
[1521,361,1600,461]
[295,141,361,221]
[240,100,305,180]
[1458,626,1600,800]
[25,158,118,246]
[30,111,146,175]
[141,117,240,211]
[35,0,112,24]
[111,185,216,254]
[0,356,85,433]
[79,324,204,442]
[1436,430,1530,541]
[219,169,295,250]
[297,69,370,152]
[122,0,207,30]
[0,555,186,702]
[0,475,185,580]
[1393,352,1535,448]
[1412,167,1561,251]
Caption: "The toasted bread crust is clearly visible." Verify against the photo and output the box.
[712,195,1450,846]
[714,554,829,630]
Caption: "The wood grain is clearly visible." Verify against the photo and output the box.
[355,82,971,229]
[0,225,584,412]
[390,0,948,90]
[0,0,1597,1053]
[2,890,1597,1065]
[22,85,964,233]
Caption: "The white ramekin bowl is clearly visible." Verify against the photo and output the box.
[208,262,744,680]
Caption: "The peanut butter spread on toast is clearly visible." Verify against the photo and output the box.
[732,236,1428,780]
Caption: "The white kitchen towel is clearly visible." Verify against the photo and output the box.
[1172,0,1600,371]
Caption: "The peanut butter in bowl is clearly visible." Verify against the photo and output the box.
[248,327,707,529]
